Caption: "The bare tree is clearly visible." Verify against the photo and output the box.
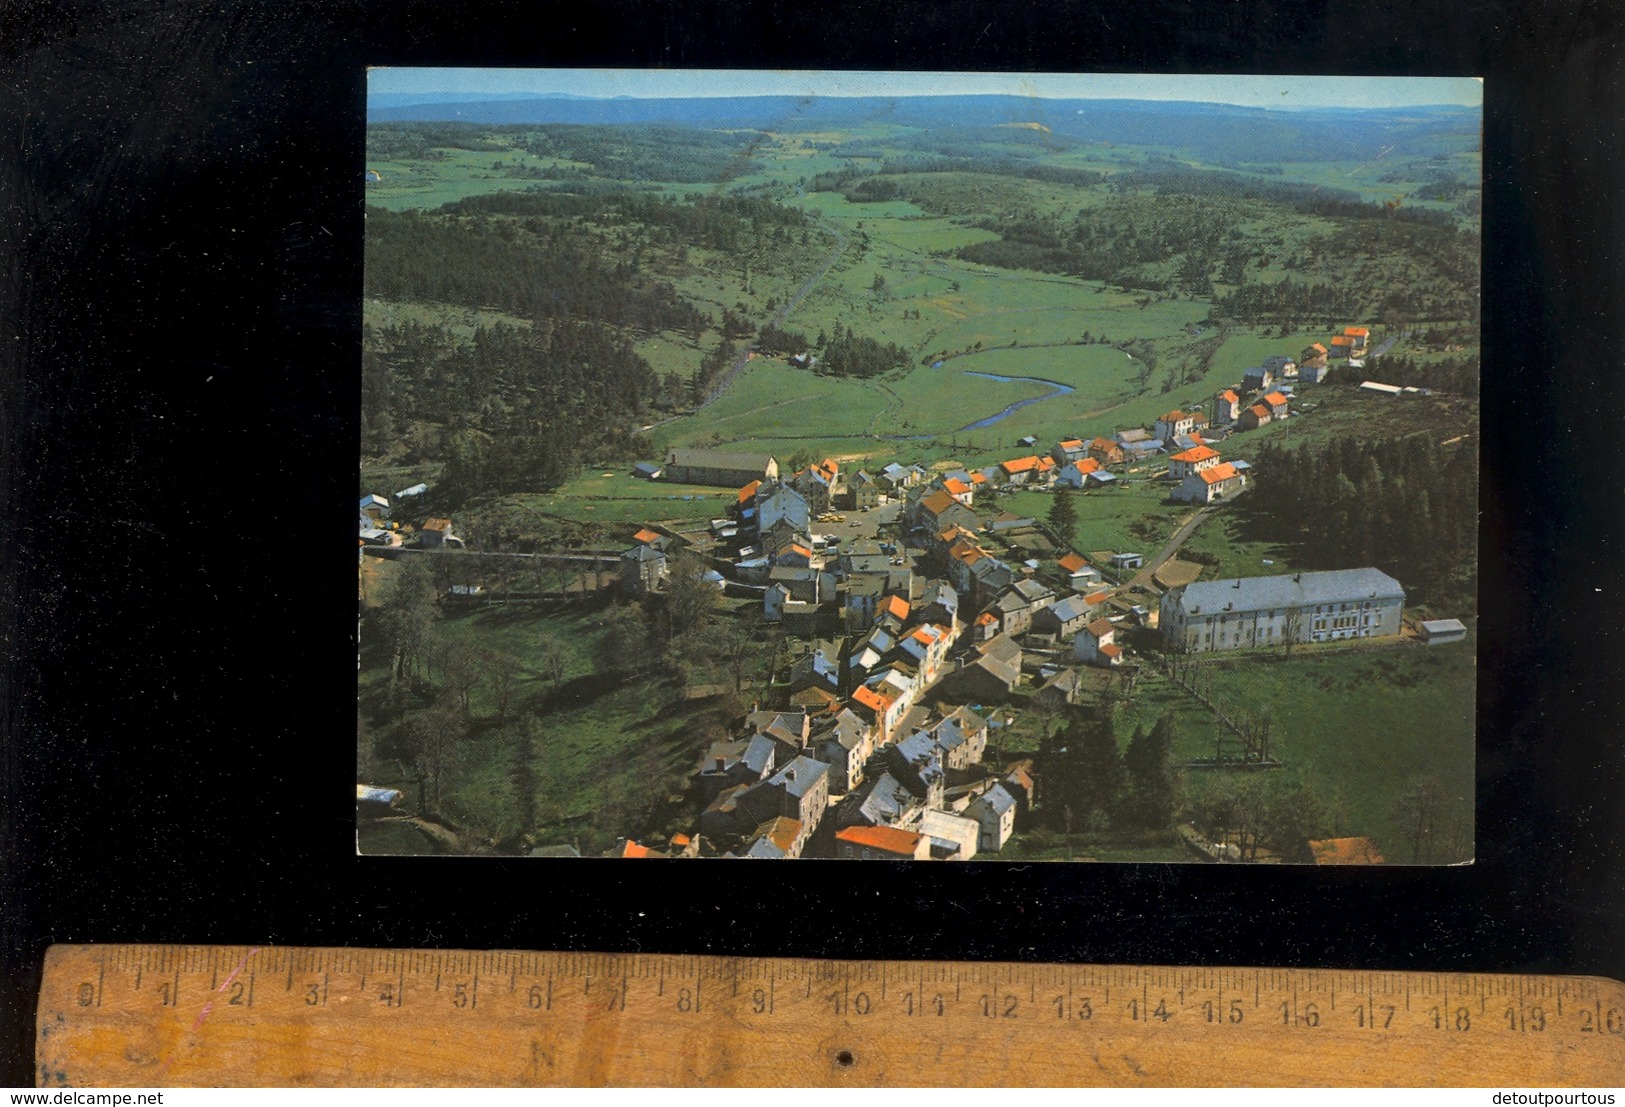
[1393,776,1445,864]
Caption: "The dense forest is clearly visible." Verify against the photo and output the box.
[1242,432,1478,603]
[365,207,710,336]
[363,319,657,500]
[370,120,763,184]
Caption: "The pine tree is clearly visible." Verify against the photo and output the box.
[1047,486,1079,544]
[1122,712,1177,829]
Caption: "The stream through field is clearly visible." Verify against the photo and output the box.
[878,369,1075,441]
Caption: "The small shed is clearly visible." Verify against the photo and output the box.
[1418,618,1467,645]
[1110,552,1143,570]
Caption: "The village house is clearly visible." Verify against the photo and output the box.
[664,448,779,487]
[998,455,1044,485]
[935,633,1022,703]
[1343,326,1371,354]
[694,733,778,799]
[1263,354,1298,379]
[941,475,974,506]
[1052,457,1102,489]
[742,817,804,859]
[835,825,931,860]
[911,489,979,536]
[838,771,925,832]
[1328,334,1354,360]
[418,518,461,548]
[1057,552,1101,590]
[736,755,830,857]
[1260,391,1290,419]
[620,543,667,594]
[1173,461,1247,504]
[844,469,879,510]
[1300,342,1329,369]
[919,810,980,860]
[1167,444,1222,482]
[1238,403,1273,431]
[1032,594,1095,640]
[1299,358,1334,384]
[849,683,908,745]
[928,706,989,771]
[1074,616,1124,667]
[886,731,946,809]
[1242,365,1275,393]
[965,783,1018,852]
[1088,436,1127,466]
[915,579,960,631]
[898,623,955,684]
[1153,410,1197,443]
[1159,567,1406,653]
[359,494,390,523]
[1213,389,1242,425]
[812,708,876,794]
[1051,438,1088,465]
[841,573,887,632]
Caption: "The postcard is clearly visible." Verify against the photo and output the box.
[356,70,1480,864]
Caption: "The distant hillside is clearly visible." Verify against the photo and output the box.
[369,94,1481,163]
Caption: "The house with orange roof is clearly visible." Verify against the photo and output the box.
[911,488,978,535]
[1239,403,1273,431]
[1154,410,1197,443]
[998,455,1044,485]
[1051,438,1088,465]
[1309,836,1384,865]
[1342,326,1370,353]
[942,476,974,506]
[1300,342,1329,369]
[419,517,462,549]
[1213,389,1242,425]
[1168,443,1221,482]
[631,526,664,546]
[1053,456,1102,489]
[1261,391,1289,419]
[1074,616,1123,667]
[1328,334,1354,359]
[1173,461,1246,504]
[880,593,911,625]
[835,824,931,860]
[737,479,762,505]
[898,623,954,683]
[1088,436,1126,466]
[1057,551,1101,589]
[601,838,666,859]
[849,684,906,745]
[743,816,805,859]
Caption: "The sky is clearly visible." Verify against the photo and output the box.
[368,69,1482,110]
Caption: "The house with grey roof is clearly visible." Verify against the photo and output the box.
[737,756,831,856]
[812,708,876,794]
[920,809,981,860]
[929,706,988,770]
[1159,568,1406,653]
[1032,595,1094,640]
[965,783,1018,851]
[664,448,779,487]
[838,771,924,831]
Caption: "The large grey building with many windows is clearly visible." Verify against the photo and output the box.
[1159,568,1405,653]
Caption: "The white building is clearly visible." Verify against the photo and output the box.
[1159,568,1406,653]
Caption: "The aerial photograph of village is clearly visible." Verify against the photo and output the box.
[356,70,1480,864]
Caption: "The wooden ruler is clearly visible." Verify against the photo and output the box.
[34,945,1625,1087]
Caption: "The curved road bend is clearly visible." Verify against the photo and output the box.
[1117,502,1222,596]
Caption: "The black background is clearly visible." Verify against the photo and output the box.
[4,0,1624,1087]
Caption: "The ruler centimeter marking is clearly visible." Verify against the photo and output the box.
[34,945,1625,1088]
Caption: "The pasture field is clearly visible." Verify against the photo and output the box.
[1001,484,1189,557]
